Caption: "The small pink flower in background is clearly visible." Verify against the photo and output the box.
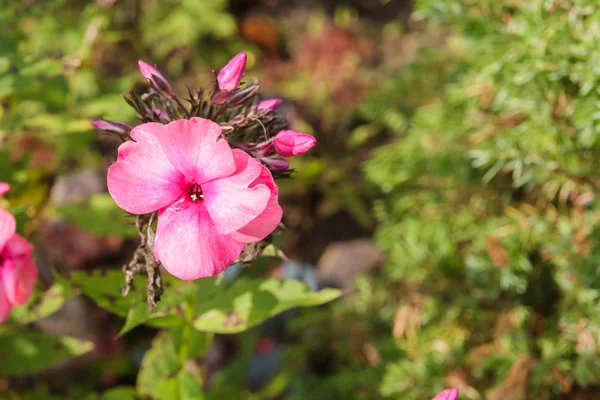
[138,60,174,97]
[107,117,282,280]
[217,52,247,92]
[0,183,9,196]
[0,183,38,323]
[256,98,282,112]
[273,130,317,157]
[432,388,459,400]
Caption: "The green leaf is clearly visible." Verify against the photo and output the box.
[9,274,73,325]
[71,269,198,334]
[56,193,138,238]
[0,331,93,376]
[137,332,203,400]
[193,278,341,334]
[85,387,137,400]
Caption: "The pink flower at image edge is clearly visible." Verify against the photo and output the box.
[273,130,317,157]
[0,185,38,323]
[107,117,282,280]
[432,388,459,400]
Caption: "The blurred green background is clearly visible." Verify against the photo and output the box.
[3,0,600,399]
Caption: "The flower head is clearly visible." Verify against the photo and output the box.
[432,388,459,400]
[0,184,37,323]
[107,117,282,280]
[217,52,247,92]
[273,130,317,157]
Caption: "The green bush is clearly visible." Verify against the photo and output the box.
[360,0,600,398]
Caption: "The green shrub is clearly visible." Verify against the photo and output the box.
[361,0,600,398]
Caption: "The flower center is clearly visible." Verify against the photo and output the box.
[187,183,204,202]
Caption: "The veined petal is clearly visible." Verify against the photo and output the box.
[108,122,184,215]
[1,257,37,306]
[154,198,244,280]
[203,150,270,235]
[155,118,236,184]
[231,164,282,243]
[0,209,16,253]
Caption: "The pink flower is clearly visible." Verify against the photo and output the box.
[217,52,247,92]
[0,184,38,323]
[432,388,459,400]
[256,98,282,112]
[273,130,317,157]
[138,60,174,96]
[107,117,282,280]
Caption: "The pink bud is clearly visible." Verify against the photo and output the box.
[91,120,133,136]
[264,158,290,170]
[217,52,247,92]
[273,130,316,157]
[432,388,459,400]
[0,183,9,196]
[257,98,283,111]
[137,60,174,96]
[153,108,170,123]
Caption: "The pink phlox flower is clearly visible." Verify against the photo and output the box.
[217,52,247,92]
[0,184,38,323]
[432,388,459,400]
[107,117,282,280]
[273,130,317,157]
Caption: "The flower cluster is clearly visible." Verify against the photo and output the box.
[0,183,37,323]
[93,53,316,295]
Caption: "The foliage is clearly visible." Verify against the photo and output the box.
[358,0,600,398]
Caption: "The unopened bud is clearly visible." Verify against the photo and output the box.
[153,108,170,123]
[91,120,133,137]
[263,158,290,170]
[257,98,282,111]
[273,130,316,157]
[217,52,247,92]
[138,60,175,97]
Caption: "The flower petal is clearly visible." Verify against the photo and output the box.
[432,389,459,400]
[108,122,184,214]
[0,209,16,253]
[1,256,37,306]
[231,164,282,243]
[203,150,270,235]
[1,234,33,259]
[154,198,244,280]
[155,118,236,184]
[0,280,12,324]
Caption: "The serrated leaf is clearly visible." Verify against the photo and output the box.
[0,331,93,376]
[193,278,341,334]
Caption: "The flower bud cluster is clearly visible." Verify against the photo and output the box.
[93,52,316,180]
